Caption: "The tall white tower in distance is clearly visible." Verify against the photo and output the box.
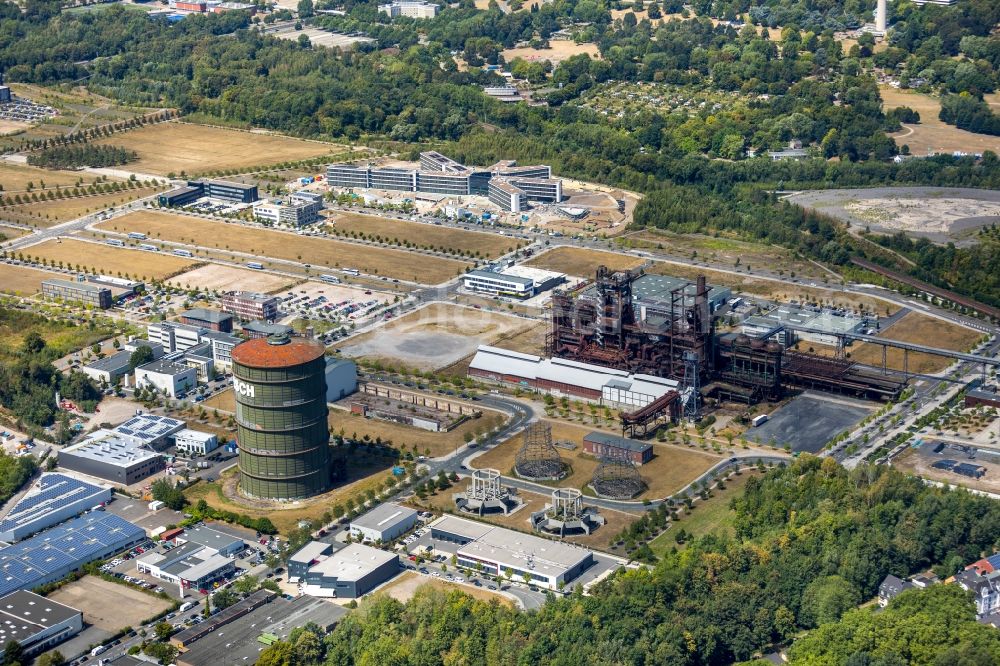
[876,0,887,33]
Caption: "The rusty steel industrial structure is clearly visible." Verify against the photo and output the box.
[514,422,567,481]
[550,266,909,406]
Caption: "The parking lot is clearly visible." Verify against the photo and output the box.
[746,393,872,453]
[277,280,394,338]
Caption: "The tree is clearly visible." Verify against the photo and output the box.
[234,574,259,596]
[212,587,238,611]
[154,621,174,641]
[800,575,861,628]
[1,641,22,666]
[21,332,44,355]
[128,345,154,372]
[36,651,65,666]
[150,478,186,510]
[297,0,313,17]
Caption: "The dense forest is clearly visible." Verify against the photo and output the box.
[26,144,136,169]
[940,94,1000,137]
[250,458,1000,665]
[0,309,102,433]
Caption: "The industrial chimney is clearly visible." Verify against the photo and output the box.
[876,0,887,33]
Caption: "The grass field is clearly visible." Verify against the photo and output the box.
[330,405,507,458]
[848,311,983,374]
[525,246,645,276]
[0,225,30,242]
[23,238,195,280]
[184,461,396,534]
[881,87,1000,155]
[0,162,102,193]
[202,389,235,413]
[97,211,470,284]
[94,122,340,175]
[375,571,515,607]
[471,420,721,500]
[0,263,62,295]
[0,186,163,227]
[649,470,758,557]
[327,212,524,259]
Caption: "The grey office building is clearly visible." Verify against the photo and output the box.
[300,543,399,598]
[42,279,112,309]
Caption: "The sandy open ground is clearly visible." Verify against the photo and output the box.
[0,262,62,295]
[93,122,340,175]
[98,211,470,284]
[881,87,1000,155]
[502,41,601,64]
[339,303,534,371]
[787,187,1000,245]
[47,576,172,632]
[167,263,296,293]
[848,311,983,374]
[24,238,195,279]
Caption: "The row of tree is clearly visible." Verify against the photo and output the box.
[26,145,137,169]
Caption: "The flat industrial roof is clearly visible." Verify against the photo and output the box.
[85,350,132,373]
[180,525,244,552]
[0,590,80,644]
[61,431,161,468]
[501,265,565,284]
[309,543,397,582]
[465,270,534,286]
[41,279,109,293]
[0,474,110,538]
[289,541,332,565]
[433,516,593,577]
[350,503,417,532]
[583,431,652,453]
[114,414,185,443]
[182,308,233,324]
[174,429,215,443]
[136,358,193,377]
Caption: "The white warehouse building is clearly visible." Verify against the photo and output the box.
[134,359,198,398]
[350,503,417,543]
[173,429,218,456]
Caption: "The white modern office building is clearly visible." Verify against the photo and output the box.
[462,266,565,299]
[173,429,219,455]
[378,0,438,18]
[327,152,561,212]
[253,191,324,227]
[135,359,198,398]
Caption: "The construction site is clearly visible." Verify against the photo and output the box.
[545,266,913,418]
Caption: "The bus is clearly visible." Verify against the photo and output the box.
[139,244,159,252]
[106,239,125,247]
[342,268,360,276]
[127,232,147,240]
[246,262,263,270]
[178,601,196,613]
[173,249,193,258]
[320,274,341,284]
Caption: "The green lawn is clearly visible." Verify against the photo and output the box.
[650,471,759,557]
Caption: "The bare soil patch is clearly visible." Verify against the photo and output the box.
[167,264,295,293]
[502,41,601,64]
[47,576,171,631]
[339,303,534,371]
[524,246,644,277]
[848,311,982,374]
[375,571,514,606]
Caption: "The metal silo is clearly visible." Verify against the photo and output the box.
[231,333,331,500]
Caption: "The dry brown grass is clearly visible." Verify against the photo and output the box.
[0,263,62,295]
[184,463,397,534]
[525,246,645,276]
[0,186,163,227]
[97,211,470,284]
[167,264,296,293]
[93,122,340,175]
[329,406,506,458]
[847,311,983,374]
[201,389,235,413]
[375,571,515,607]
[0,163,102,193]
[471,420,721,500]
[327,212,524,259]
[881,87,1000,155]
[23,238,195,280]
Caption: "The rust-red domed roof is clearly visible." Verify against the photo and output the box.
[231,335,326,369]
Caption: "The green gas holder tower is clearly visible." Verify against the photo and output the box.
[231,334,332,500]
